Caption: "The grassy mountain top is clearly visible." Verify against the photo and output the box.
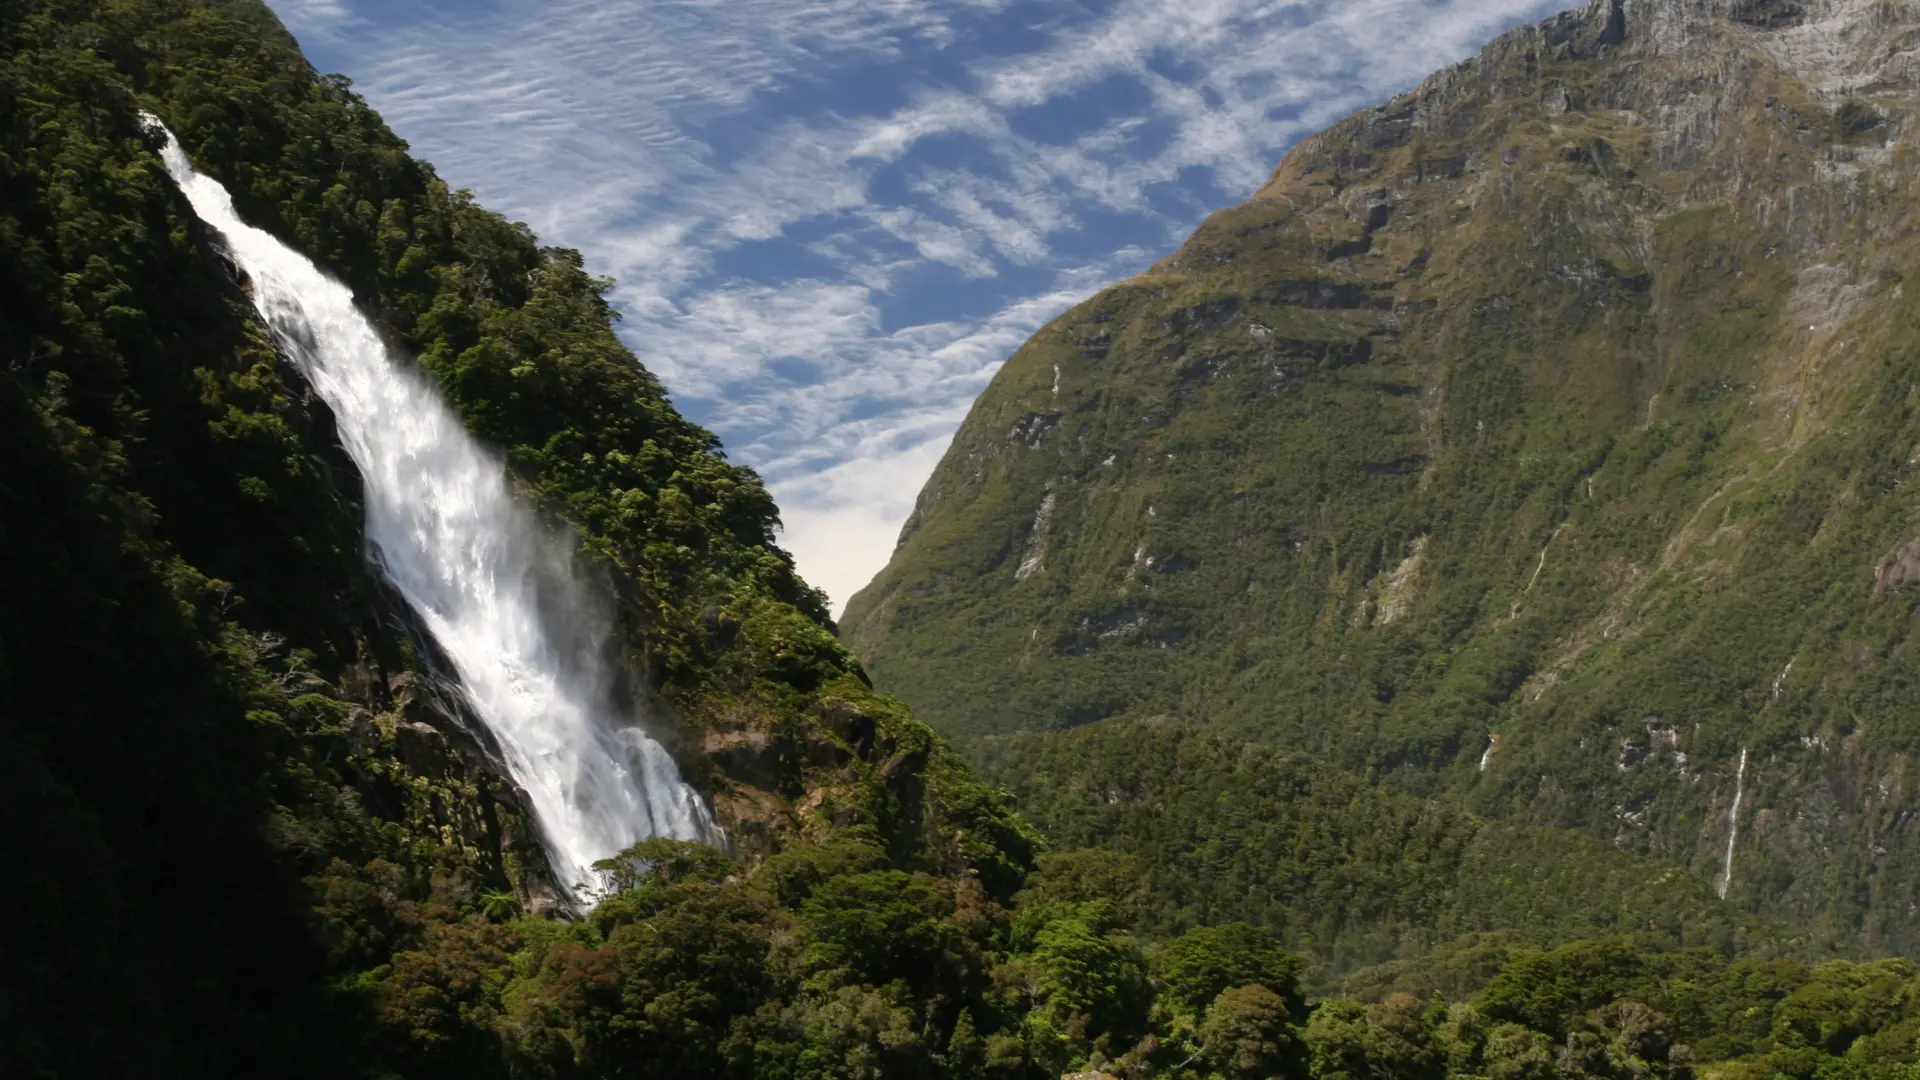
[844,0,1920,951]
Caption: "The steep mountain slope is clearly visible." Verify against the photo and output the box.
[844,0,1920,950]
[2,2,1033,1075]
[18,7,1756,1076]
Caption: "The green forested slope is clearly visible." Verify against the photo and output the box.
[2,2,1036,1075]
[844,0,1920,951]
[980,721,1798,975]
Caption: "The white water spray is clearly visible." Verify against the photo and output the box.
[146,118,714,904]
[1718,747,1748,899]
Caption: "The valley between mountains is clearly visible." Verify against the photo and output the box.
[14,0,1920,1077]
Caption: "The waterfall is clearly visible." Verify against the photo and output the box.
[145,118,716,906]
[1718,747,1747,900]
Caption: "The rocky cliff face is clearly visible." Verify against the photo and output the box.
[845,0,1920,949]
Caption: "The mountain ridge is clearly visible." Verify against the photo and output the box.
[844,0,1920,952]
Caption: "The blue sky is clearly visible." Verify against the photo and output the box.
[267,0,1568,613]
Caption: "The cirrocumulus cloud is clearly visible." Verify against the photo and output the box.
[269,0,1571,613]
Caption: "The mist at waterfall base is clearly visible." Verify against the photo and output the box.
[146,117,716,907]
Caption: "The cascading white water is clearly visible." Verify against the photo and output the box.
[145,117,715,905]
[1718,747,1748,900]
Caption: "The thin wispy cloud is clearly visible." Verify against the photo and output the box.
[270,0,1570,613]
[271,0,353,34]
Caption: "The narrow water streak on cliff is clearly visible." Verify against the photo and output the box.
[146,117,715,905]
[1719,747,1748,900]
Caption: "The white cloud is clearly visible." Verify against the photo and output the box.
[271,0,354,37]
[775,438,956,612]
[849,91,1004,161]
[864,207,999,278]
[270,0,1573,614]
[935,186,1054,264]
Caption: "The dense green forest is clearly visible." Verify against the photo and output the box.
[979,722,1801,974]
[15,0,1920,1077]
[1,0,1030,1074]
